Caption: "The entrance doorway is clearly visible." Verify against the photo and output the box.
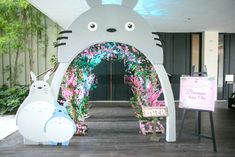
[89,60,132,101]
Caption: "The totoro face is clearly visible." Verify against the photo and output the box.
[58,3,163,65]
[30,81,51,94]
[75,5,149,40]
[29,71,52,94]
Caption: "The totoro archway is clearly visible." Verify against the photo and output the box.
[51,1,176,142]
[59,42,165,124]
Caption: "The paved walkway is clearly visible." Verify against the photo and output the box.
[0,115,17,140]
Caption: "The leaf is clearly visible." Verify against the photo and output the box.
[0,86,28,115]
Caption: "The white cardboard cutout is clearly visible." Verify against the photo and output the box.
[44,105,76,145]
[51,1,176,142]
[16,72,56,144]
[86,0,102,8]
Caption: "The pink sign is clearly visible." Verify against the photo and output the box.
[179,76,216,111]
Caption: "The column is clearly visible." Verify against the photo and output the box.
[202,31,218,99]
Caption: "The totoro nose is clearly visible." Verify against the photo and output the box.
[107,28,117,33]
[37,87,42,89]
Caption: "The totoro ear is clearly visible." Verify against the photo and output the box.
[43,71,51,82]
[122,0,138,9]
[30,71,37,82]
[86,0,102,8]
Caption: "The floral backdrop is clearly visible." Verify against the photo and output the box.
[59,42,165,134]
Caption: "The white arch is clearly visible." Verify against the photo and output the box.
[51,4,176,142]
[51,43,176,142]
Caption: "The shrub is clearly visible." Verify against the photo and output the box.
[0,86,29,115]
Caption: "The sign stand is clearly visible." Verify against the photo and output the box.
[177,66,217,152]
[177,109,217,152]
[150,117,161,142]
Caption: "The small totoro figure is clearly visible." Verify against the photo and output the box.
[44,102,76,146]
[16,71,56,144]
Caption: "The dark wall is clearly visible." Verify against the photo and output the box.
[158,33,191,99]
[223,34,235,99]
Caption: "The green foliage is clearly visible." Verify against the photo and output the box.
[0,0,47,86]
[130,95,153,122]
[0,85,29,115]
[0,0,28,52]
[66,96,91,122]
[50,54,58,67]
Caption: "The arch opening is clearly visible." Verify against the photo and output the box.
[58,42,166,135]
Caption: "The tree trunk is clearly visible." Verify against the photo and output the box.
[8,46,12,87]
[12,48,20,86]
[29,8,34,77]
[44,15,48,70]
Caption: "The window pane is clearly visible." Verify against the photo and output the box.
[191,34,200,72]
[217,34,224,99]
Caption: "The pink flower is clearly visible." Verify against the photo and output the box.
[129,76,144,91]
[66,70,77,87]
[124,46,129,53]
[59,100,65,104]
[132,47,138,53]
[147,88,163,107]
[62,88,74,99]
[71,79,77,86]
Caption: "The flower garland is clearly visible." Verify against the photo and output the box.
[59,42,165,131]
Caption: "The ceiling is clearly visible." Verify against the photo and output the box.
[28,0,235,33]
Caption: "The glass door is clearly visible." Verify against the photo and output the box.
[90,60,131,101]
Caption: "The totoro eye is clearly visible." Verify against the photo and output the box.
[44,85,46,87]
[88,22,98,31]
[125,22,135,31]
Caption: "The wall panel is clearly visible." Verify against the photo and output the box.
[158,33,191,99]
[223,34,235,99]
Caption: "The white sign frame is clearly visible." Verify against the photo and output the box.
[179,76,216,112]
